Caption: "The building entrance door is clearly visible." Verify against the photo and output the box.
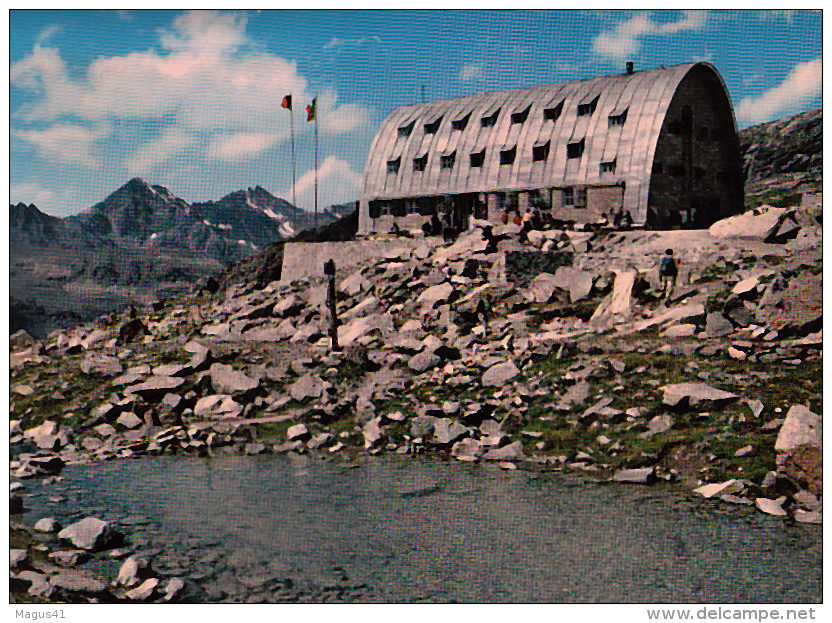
[450,193,476,232]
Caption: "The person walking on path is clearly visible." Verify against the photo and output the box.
[659,248,678,305]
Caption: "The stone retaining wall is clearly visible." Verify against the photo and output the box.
[279,238,444,284]
[505,251,574,288]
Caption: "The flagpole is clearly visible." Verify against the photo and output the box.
[290,96,296,208]
[314,94,318,229]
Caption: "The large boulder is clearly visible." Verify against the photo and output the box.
[482,441,525,461]
[481,360,520,386]
[209,364,260,394]
[417,282,457,308]
[58,517,122,551]
[590,270,637,322]
[432,418,468,445]
[775,405,822,453]
[553,266,595,302]
[660,383,739,412]
[708,205,791,240]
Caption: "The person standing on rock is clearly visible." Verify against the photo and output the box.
[659,248,678,305]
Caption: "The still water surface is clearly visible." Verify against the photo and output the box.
[23,454,822,603]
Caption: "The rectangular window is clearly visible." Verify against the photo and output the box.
[532,141,550,162]
[544,100,564,122]
[452,112,471,131]
[563,187,574,205]
[576,188,587,208]
[600,159,616,174]
[469,149,486,168]
[511,105,531,124]
[440,151,456,170]
[413,154,427,172]
[578,95,599,116]
[567,138,585,159]
[652,161,663,174]
[500,146,516,165]
[387,158,401,175]
[608,109,628,126]
[424,116,443,134]
[398,121,414,138]
[669,164,685,177]
[481,109,500,128]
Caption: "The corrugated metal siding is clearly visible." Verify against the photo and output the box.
[361,62,732,225]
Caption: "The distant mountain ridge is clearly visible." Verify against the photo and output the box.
[12,178,337,262]
[10,178,339,336]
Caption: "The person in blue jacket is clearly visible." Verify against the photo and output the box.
[659,248,678,305]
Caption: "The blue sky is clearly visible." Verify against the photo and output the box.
[8,9,823,217]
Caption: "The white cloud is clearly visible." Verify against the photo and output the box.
[10,10,373,173]
[14,123,110,167]
[126,127,198,175]
[324,35,381,50]
[206,131,286,162]
[736,58,822,126]
[290,156,361,210]
[459,63,485,83]
[591,11,706,62]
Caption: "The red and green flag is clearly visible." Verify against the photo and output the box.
[281,94,292,110]
[306,98,317,122]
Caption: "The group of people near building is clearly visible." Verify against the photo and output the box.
[594,207,634,230]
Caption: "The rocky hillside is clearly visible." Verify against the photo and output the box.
[739,107,822,205]
[11,207,822,600]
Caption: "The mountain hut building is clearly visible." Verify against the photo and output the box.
[358,62,743,235]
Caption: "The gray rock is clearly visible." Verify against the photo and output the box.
[417,282,457,308]
[164,577,186,602]
[58,517,122,551]
[611,467,655,483]
[755,497,787,517]
[124,376,185,399]
[194,395,242,418]
[125,577,159,600]
[433,418,468,445]
[34,517,61,533]
[286,424,309,441]
[481,360,520,386]
[708,205,790,239]
[81,354,123,376]
[553,266,595,302]
[117,555,149,587]
[775,405,822,453]
[289,374,327,402]
[116,412,144,429]
[640,415,674,438]
[244,441,267,455]
[10,549,27,568]
[526,273,558,303]
[693,479,744,499]
[794,510,822,524]
[50,571,108,595]
[705,312,734,337]
[210,363,260,394]
[660,382,739,412]
[407,351,441,373]
[49,550,90,566]
[362,418,385,448]
[482,441,525,461]
[410,415,438,438]
[451,438,483,461]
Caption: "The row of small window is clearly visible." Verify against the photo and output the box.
[397,99,627,137]
[387,142,616,174]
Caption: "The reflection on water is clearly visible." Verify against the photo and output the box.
[22,454,822,603]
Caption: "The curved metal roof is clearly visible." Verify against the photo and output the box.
[361,62,733,220]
